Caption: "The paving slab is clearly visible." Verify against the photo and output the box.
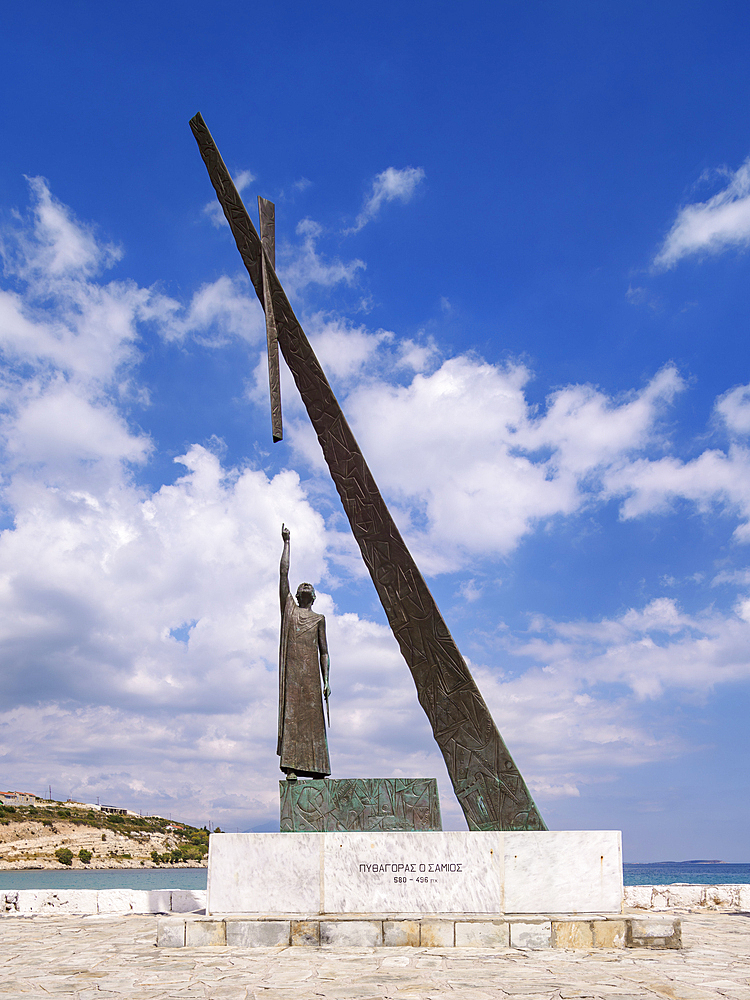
[0,911,748,998]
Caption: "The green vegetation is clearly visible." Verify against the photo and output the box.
[150,838,208,864]
[55,847,73,866]
[0,801,210,864]
[78,848,92,864]
[0,800,212,865]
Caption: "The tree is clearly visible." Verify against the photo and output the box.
[55,847,73,866]
[78,849,92,864]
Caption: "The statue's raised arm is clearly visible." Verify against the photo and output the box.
[280,523,290,613]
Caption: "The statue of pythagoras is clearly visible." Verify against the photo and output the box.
[191,112,546,830]
[277,524,331,781]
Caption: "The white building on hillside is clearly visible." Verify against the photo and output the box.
[0,791,37,806]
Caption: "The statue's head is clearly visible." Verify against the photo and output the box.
[296,582,316,608]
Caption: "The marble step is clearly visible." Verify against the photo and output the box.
[157,913,682,950]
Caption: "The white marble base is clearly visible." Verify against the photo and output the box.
[505,831,623,913]
[206,830,623,916]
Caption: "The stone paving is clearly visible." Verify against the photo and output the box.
[0,911,748,998]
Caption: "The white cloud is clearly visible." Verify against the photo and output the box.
[3,177,750,832]
[4,176,122,280]
[280,219,365,296]
[0,181,154,386]
[716,382,750,436]
[233,170,254,193]
[304,314,393,380]
[396,336,440,373]
[461,591,750,799]
[603,441,750,543]
[7,380,149,471]
[163,275,264,346]
[512,595,750,700]
[0,179,466,830]
[0,434,459,824]
[655,157,750,268]
[348,166,425,233]
[329,358,684,572]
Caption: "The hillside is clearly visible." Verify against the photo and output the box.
[0,802,210,869]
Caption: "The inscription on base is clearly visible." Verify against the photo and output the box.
[323,832,504,913]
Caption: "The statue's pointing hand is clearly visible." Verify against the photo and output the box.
[281,523,290,542]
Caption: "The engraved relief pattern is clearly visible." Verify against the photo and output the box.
[189,113,546,832]
[279,778,442,832]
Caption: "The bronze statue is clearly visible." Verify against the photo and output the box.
[191,114,546,830]
[277,524,331,781]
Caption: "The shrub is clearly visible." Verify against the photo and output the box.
[55,847,73,866]
[150,850,174,864]
[78,849,92,865]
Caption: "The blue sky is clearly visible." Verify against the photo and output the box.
[1,2,750,860]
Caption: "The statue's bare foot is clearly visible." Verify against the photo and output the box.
[285,771,297,782]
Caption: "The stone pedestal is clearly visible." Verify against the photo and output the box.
[206,830,623,916]
[280,777,442,832]
[159,911,682,949]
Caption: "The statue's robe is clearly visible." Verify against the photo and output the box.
[277,594,330,776]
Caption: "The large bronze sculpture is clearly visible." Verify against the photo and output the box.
[278,524,330,781]
[190,113,546,831]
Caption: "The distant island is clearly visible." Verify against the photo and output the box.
[625,860,725,866]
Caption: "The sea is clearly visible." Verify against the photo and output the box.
[0,862,748,890]
[0,868,208,890]
[623,862,750,886]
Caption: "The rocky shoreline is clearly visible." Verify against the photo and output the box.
[0,860,206,870]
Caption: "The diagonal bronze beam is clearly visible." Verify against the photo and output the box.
[189,112,546,831]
